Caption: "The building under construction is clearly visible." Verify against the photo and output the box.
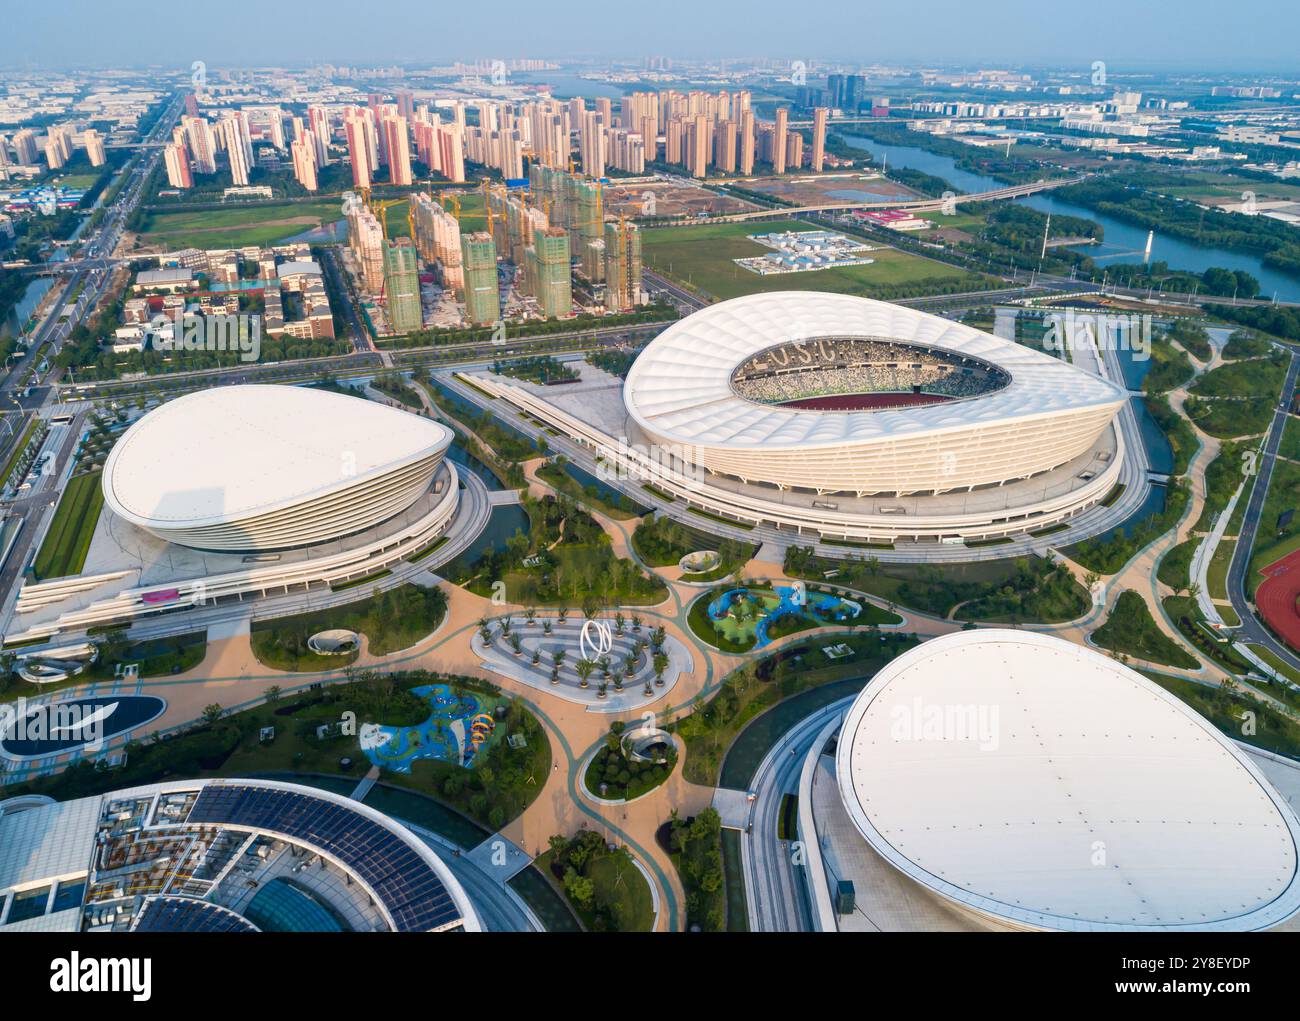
[410,192,465,293]
[527,227,572,319]
[461,231,500,326]
[382,238,423,334]
[603,220,643,312]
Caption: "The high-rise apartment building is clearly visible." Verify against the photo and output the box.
[382,114,413,186]
[83,129,106,167]
[308,106,332,166]
[773,107,789,173]
[11,129,39,166]
[740,110,755,175]
[382,239,422,334]
[344,108,373,188]
[411,192,464,292]
[604,220,642,312]
[163,142,193,189]
[346,200,385,292]
[461,232,500,326]
[811,107,828,172]
[182,116,217,174]
[291,133,318,191]
[221,112,253,186]
[526,227,571,319]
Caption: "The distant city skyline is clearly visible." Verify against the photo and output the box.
[2,0,1298,72]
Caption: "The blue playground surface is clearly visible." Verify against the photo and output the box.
[363,684,498,774]
[708,585,860,648]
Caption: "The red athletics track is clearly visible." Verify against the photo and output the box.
[1256,548,1300,651]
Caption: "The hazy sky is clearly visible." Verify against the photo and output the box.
[2,0,1296,72]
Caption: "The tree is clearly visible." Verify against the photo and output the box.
[263,685,282,704]
[576,659,595,688]
[202,703,224,725]
[653,652,669,687]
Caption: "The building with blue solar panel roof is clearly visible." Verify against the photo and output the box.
[0,778,481,933]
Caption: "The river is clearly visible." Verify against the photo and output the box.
[1,276,56,343]
[840,133,1300,302]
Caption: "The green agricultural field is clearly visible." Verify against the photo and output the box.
[33,471,104,580]
[642,219,986,302]
[138,200,344,250]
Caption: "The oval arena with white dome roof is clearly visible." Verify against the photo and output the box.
[102,384,454,552]
[832,630,1300,932]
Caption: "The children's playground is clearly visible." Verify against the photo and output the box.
[359,684,503,774]
[705,583,861,649]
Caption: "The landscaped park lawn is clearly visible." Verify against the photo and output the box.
[1,671,552,835]
[137,200,344,249]
[538,829,656,931]
[674,630,920,785]
[631,513,756,568]
[458,494,667,607]
[536,458,646,520]
[1247,459,1300,597]
[783,546,1089,623]
[664,808,730,932]
[583,729,677,801]
[1091,590,1199,669]
[641,219,985,302]
[687,583,895,653]
[1143,670,1300,760]
[250,583,449,670]
[33,470,104,580]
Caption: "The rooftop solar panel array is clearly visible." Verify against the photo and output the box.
[133,896,259,933]
[186,785,461,932]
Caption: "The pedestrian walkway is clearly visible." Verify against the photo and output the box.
[350,765,381,801]
[208,616,251,641]
[711,787,753,829]
[466,832,534,883]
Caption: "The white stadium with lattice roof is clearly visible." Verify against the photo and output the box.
[623,292,1125,497]
[466,292,1134,544]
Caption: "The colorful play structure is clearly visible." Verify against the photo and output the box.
[361,684,499,774]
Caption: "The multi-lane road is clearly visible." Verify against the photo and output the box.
[1225,350,1300,671]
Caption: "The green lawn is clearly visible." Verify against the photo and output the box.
[1183,396,1276,439]
[33,471,104,580]
[1280,416,1300,462]
[1157,537,1197,592]
[1247,643,1300,685]
[1,670,551,832]
[1091,590,1198,669]
[675,631,919,786]
[1207,540,1235,600]
[139,200,344,249]
[785,547,1089,623]
[583,736,676,801]
[642,219,986,302]
[1144,671,1300,760]
[250,584,448,670]
[1247,460,1300,595]
[538,832,656,932]
[0,416,39,485]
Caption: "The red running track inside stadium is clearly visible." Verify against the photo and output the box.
[777,392,955,411]
[1256,549,1300,651]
